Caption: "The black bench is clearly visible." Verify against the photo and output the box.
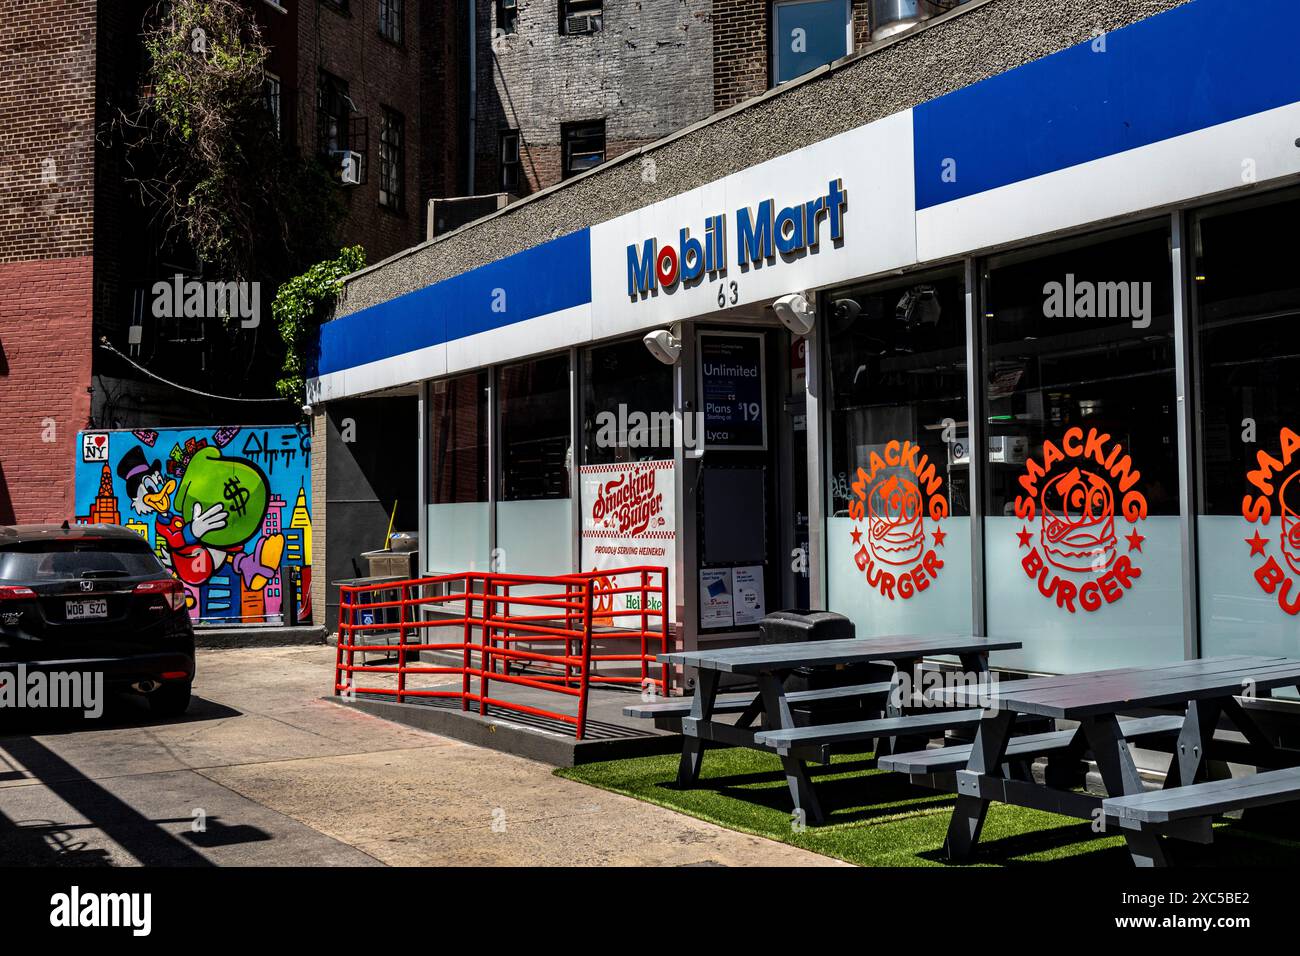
[754,709,1005,764]
[879,714,1185,781]
[1104,766,1300,844]
[623,681,893,728]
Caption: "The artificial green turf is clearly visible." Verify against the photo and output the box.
[556,748,1300,866]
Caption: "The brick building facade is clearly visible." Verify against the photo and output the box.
[300,1,457,264]
[473,0,879,197]
[0,0,463,524]
[0,0,98,522]
[713,0,873,112]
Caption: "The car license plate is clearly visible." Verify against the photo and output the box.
[66,599,108,620]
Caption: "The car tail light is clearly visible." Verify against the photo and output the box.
[135,579,187,611]
[0,586,36,601]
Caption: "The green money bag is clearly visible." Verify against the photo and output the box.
[174,446,269,548]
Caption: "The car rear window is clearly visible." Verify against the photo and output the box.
[0,539,166,581]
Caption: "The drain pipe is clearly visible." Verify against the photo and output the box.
[466,0,476,195]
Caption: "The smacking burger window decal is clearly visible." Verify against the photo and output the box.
[1013,427,1148,613]
[1242,427,1300,616]
[847,440,948,600]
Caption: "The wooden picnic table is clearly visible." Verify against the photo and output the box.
[652,635,1022,824]
[925,654,1300,866]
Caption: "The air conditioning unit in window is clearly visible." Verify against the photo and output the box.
[502,0,517,8]
[334,150,363,185]
[566,13,602,34]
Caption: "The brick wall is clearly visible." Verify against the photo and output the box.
[476,0,714,196]
[420,2,468,215]
[0,1,98,523]
[0,0,97,262]
[0,257,94,523]
[298,0,429,264]
[714,0,872,112]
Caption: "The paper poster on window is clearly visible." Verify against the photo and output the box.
[699,568,734,629]
[580,460,676,628]
[731,565,766,626]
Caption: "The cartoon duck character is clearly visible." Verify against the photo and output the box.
[118,445,284,591]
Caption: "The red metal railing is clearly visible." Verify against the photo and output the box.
[333,566,669,739]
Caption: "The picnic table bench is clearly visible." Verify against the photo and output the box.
[914,654,1300,866]
[630,635,1022,824]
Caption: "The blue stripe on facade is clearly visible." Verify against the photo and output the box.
[913,0,1300,211]
[317,229,592,376]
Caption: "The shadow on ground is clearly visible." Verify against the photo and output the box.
[0,691,266,866]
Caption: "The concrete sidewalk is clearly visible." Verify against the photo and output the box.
[0,646,842,867]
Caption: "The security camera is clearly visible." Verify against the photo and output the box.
[301,403,314,417]
[772,292,815,336]
[643,328,681,365]
[832,298,862,320]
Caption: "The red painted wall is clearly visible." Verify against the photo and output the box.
[0,256,95,524]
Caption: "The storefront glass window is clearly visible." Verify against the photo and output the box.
[982,223,1182,672]
[1193,191,1300,660]
[581,338,675,465]
[826,268,972,638]
[497,354,573,574]
[427,371,490,573]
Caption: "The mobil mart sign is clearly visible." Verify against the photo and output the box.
[588,110,918,339]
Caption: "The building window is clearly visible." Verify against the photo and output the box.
[499,129,521,192]
[561,0,602,35]
[378,0,403,44]
[263,72,281,138]
[497,0,518,34]
[320,0,349,13]
[498,355,571,501]
[431,372,489,505]
[427,372,491,574]
[825,268,972,638]
[318,71,365,183]
[581,338,674,466]
[378,107,405,212]
[497,355,573,576]
[1191,190,1300,659]
[317,71,350,154]
[561,120,604,179]
[771,0,852,85]
[980,222,1180,674]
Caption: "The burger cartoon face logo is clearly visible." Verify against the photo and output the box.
[1013,428,1148,613]
[868,474,926,566]
[1040,467,1117,573]
[1278,470,1300,578]
[1242,427,1300,615]
[848,440,948,601]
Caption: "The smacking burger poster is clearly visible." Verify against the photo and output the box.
[580,460,676,628]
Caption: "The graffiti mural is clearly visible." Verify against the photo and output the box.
[74,426,312,626]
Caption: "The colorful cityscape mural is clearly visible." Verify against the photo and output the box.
[74,426,312,626]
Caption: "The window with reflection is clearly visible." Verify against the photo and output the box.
[497,354,573,575]
[825,267,971,637]
[1192,190,1300,659]
[981,222,1181,672]
[581,338,674,466]
[426,372,489,573]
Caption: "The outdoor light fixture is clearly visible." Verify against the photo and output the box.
[772,292,816,336]
[643,326,682,365]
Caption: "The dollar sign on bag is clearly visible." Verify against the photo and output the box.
[223,476,250,517]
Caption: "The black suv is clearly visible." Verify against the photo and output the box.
[0,524,195,716]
